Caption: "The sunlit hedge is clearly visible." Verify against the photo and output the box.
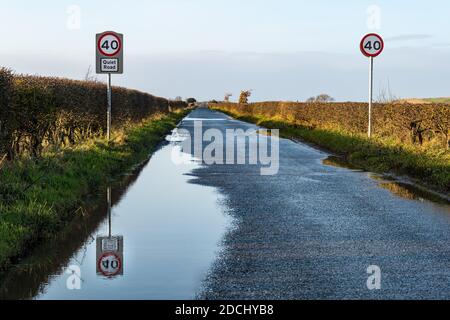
[0,69,186,158]
[214,101,450,150]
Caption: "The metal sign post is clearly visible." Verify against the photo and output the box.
[96,31,124,141]
[360,33,384,139]
[107,74,112,141]
[107,186,112,238]
[368,56,373,138]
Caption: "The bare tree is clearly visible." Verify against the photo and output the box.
[239,90,252,104]
[84,66,98,82]
[306,94,335,103]
[376,80,399,103]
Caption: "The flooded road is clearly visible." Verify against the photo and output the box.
[183,109,450,300]
[0,125,231,300]
[1,108,450,300]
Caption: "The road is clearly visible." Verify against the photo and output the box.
[1,107,450,300]
[181,108,450,300]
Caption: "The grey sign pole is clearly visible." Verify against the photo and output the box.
[360,33,383,139]
[107,74,112,141]
[368,57,374,139]
[96,31,124,142]
[107,187,112,238]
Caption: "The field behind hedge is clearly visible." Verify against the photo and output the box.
[214,101,450,151]
[0,68,186,159]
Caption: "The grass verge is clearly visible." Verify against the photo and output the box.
[213,108,450,194]
[0,110,189,271]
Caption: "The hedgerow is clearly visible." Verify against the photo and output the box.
[214,102,450,150]
[0,69,186,159]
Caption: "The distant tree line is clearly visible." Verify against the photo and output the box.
[306,94,335,103]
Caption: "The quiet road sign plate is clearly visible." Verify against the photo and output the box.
[360,33,384,58]
[101,58,119,72]
[96,236,124,277]
[96,31,123,74]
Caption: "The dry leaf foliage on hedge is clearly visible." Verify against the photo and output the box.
[0,69,186,158]
[215,101,450,150]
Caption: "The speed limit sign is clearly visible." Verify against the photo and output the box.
[96,236,124,277]
[360,33,384,57]
[98,252,122,277]
[360,33,384,139]
[96,31,123,74]
[96,31,124,141]
[98,32,122,56]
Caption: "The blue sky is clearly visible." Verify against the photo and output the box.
[1,0,450,101]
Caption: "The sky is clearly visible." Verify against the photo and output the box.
[1,0,450,102]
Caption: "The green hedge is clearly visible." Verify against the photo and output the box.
[0,69,187,158]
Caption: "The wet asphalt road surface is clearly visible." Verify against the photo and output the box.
[180,108,450,300]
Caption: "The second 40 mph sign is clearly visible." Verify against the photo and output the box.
[360,33,384,139]
[360,33,384,57]
[96,31,124,74]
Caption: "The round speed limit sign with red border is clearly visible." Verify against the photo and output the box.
[98,32,122,57]
[360,33,384,57]
[98,252,122,277]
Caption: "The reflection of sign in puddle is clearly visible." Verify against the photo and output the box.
[96,187,124,278]
[102,237,119,251]
[96,236,124,277]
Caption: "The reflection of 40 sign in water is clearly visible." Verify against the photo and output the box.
[98,252,122,277]
[96,235,124,277]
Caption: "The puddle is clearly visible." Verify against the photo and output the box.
[323,156,449,206]
[0,131,231,300]
[322,156,361,171]
[377,180,450,206]
[182,118,229,121]
[368,174,397,182]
